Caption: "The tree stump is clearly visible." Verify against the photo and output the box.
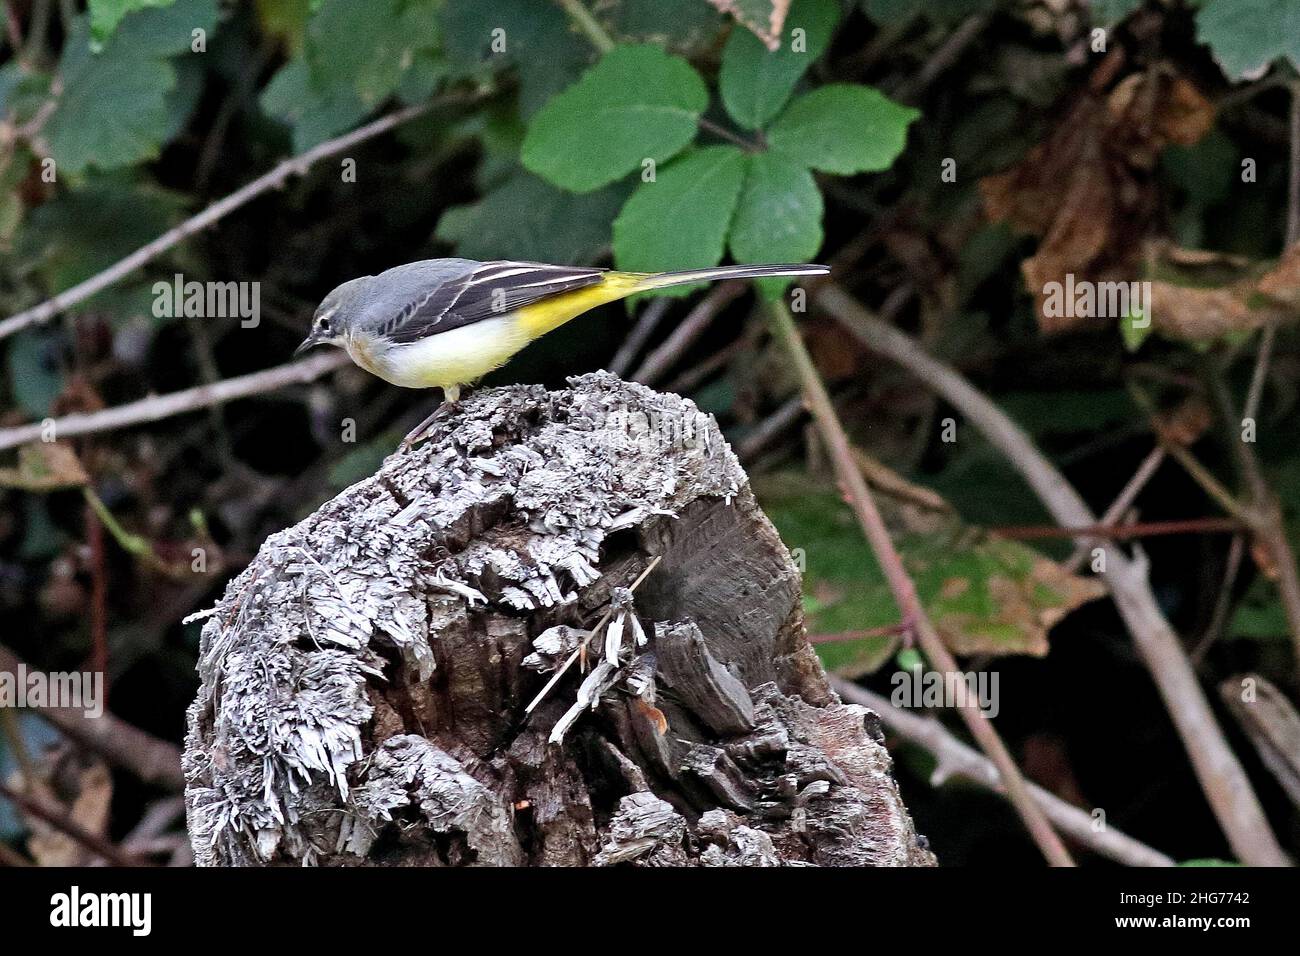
[183,372,934,866]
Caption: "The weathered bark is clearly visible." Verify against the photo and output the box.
[183,372,934,866]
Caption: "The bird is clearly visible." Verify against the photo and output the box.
[295,258,830,450]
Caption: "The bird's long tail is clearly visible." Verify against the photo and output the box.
[514,263,829,339]
[629,262,830,292]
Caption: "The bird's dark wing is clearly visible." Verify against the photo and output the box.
[382,261,606,344]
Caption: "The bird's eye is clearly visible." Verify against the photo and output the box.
[317,316,331,332]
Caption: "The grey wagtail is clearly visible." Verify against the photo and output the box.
[295,258,830,449]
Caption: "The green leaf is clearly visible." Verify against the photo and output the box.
[46,21,173,175]
[329,431,404,489]
[262,0,441,149]
[6,331,63,418]
[19,172,183,295]
[612,146,747,288]
[255,0,312,55]
[441,0,592,117]
[261,57,368,152]
[437,172,628,265]
[1197,0,1300,80]
[601,0,722,52]
[997,389,1135,437]
[729,152,823,265]
[757,473,1104,678]
[306,0,441,107]
[102,0,217,57]
[0,62,53,126]
[88,0,177,45]
[1120,309,1154,351]
[395,50,450,106]
[719,0,841,130]
[1230,579,1291,641]
[522,44,708,193]
[767,84,919,174]
[45,0,218,175]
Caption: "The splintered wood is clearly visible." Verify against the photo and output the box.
[183,372,934,866]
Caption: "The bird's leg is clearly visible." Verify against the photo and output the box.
[397,385,461,453]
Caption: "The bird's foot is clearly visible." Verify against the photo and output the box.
[395,386,463,454]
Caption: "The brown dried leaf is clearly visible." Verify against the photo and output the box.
[0,442,89,492]
[1140,240,1300,342]
[925,546,1107,658]
[1256,242,1300,308]
[981,65,1215,333]
[25,759,113,867]
[1147,282,1262,340]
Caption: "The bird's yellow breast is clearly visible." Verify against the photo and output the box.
[345,316,531,390]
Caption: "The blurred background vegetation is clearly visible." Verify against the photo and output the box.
[2,0,1300,866]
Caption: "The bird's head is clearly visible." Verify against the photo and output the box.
[295,276,372,356]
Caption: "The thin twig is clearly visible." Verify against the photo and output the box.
[0,97,474,341]
[85,492,108,693]
[664,336,747,394]
[816,282,1289,866]
[830,678,1176,867]
[991,516,1242,541]
[1206,366,1300,671]
[768,299,1075,867]
[736,394,806,462]
[893,12,990,103]
[0,780,143,866]
[1064,445,1165,573]
[554,0,614,53]
[1216,82,1300,674]
[1194,533,1245,664]
[608,297,671,378]
[0,350,349,451]
[1127,383,1250,521]
[524,555,662,718]
[632,281,745,386]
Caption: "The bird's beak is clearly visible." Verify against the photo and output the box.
[294,333,320,357]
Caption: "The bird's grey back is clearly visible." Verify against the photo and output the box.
[349,258,480,332]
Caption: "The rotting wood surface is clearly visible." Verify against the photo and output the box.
[183,372,934,866]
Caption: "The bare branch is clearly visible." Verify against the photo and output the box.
[0,351,349,452]
[0,780,143,866]
[768,299,1075,867]
[830,678,1176,867]
[632,281,745,386]
[816,282,1290,866]
[0,98,459,342]
[1064,446,1165,572]
[608,297,671,378]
